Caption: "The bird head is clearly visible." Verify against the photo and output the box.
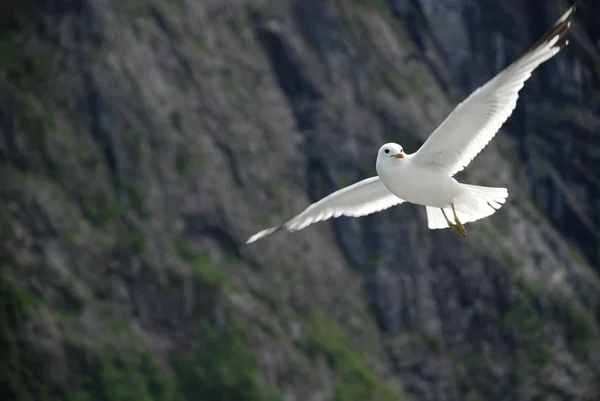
[377,143,405,162]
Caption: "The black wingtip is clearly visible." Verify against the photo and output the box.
[543,5,575,49]
[557,39,569,50]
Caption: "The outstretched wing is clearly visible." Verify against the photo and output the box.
[411,6,575,176]
[246,176,404,243]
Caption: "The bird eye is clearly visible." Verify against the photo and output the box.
[384,149,389,154]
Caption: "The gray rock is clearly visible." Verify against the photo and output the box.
[1,0,598,400]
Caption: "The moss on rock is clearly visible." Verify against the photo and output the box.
[299,311,402,401]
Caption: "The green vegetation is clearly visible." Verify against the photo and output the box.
[173,321,282,401]
[502,279,554,369]
[355,0,391,16]
[115,179,151,219]
[175,149,191,174]
[173,239,228,286]
[567,245,589,265]
[174,144,205,175]
[511,275,597,362]
[170,112,184,133]
[0,273,45,401]
[67,349,179,401]
[191,38,208,54]
[1,37,47,90]
[408,333,443,353]
[55,321,282,401]
[454,355,489,401]
[554,300,596,357]
[120,228,147,255]
[1,20,57,152]
[1,271,281,401]
[381,73,409,98]
[299,311,401,401]
[126,131,144,165]
[81,187,123,226]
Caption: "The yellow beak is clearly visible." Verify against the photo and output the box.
[393,153,404,158]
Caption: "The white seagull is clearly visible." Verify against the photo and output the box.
[247,5,575,243]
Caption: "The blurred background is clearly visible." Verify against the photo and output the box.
[1,0,599,400]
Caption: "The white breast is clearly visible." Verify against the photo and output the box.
[376,157,462,208]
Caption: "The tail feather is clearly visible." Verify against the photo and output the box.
[426,184,508,230]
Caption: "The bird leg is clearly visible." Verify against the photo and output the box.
[441,205,467,237]
[451,204,467,237]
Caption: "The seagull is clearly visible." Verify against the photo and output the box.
[246,5,575,244]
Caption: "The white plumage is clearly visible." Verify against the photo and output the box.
[246,177,404,244]
[412,7,572,176]
[246,6,575,244]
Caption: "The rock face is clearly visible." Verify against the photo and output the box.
[1,1,599,400]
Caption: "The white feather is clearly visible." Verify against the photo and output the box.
[246,177,404,243]
[411,6,575,177]
[246,6,575,243]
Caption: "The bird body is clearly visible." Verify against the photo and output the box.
[374,142,508,236]
[246,5,575,244]
[375,147,464,209]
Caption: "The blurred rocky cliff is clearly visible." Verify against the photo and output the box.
[1,0,599,400]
